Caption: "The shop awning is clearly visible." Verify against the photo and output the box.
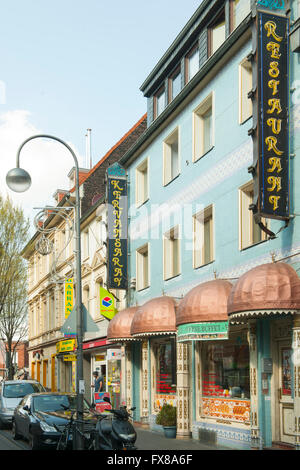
[130,296,177,337]
[228,262,300,321]
[176,279,232,342]
[107,307,140,342]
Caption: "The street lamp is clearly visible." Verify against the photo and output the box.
[6,134,85,450]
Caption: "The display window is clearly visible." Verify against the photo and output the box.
[202,340,250,399]
[155,339,176,395]
[200,335,250,423]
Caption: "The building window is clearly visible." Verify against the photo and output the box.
[154,86,165,119]
[155,339,176,396]
[193,205,214,268]
[83,228,89,259]
[163,226,180,280]
[168,66,181,102]
[136,243,149,291]
[208,10,226,56]
[231,0,251,31]
[136,158,149,206]
[202,337,250,403]
[239,58,252,123]
[163,128,180,186]
[239,182,267,249]
[193,93,214,161]
[185,44,199,83]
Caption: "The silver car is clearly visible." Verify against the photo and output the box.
[0,380,45,428]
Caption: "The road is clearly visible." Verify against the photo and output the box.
[0,429,30,450]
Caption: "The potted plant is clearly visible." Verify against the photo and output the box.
[156,404,177,438]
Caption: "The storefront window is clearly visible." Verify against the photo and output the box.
[202,341,250,399]
[282,348,292,396]
[156,341,176,395]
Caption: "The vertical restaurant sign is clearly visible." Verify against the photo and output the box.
[64,278,74,319]
[257,11,289,220]
[107,163,128,290]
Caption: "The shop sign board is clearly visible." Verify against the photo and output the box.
[100,287,117,320]
[56,339,77,354]
[107,349,122,361]
[64,278,74,319]
[177,321,229,342]
[255,10,290,220]
[63,354,77,362]
[107,163,128,290]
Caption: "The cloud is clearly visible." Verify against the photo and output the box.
[0,110,84,231]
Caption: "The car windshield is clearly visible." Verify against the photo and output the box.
[33,395,77,412]
[3,383,44,398]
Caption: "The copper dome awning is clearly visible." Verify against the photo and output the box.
[107,307,139,342]
[130,296,177,337]
[228,262,300,320]
[176,279,232,326]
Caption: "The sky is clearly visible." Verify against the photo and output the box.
[0,0,201,227]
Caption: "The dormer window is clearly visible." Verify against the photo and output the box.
[168,66,181,102]
[154,86,166,119]
[208,10,226,56]
[185,44,199,83]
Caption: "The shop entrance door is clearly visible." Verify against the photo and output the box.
[277,341,294,445]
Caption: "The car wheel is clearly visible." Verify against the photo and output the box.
[12,420,21,440]
[0,418,5,430]
[29,432,40,450]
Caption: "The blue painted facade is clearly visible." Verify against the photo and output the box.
[118,0,300,450]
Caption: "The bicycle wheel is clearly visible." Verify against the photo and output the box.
[57,430,68,451]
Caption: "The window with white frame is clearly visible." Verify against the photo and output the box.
[163,128,180,185]
[136,158,149,206]
[239,182,267,249]
[239,58,252,123]
[83,228,89,259]
[193,93,214,161]
[193,205,214,268]
[136,243,149,291]
[163,226,181,280]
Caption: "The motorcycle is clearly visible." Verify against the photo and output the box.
[93,397,137,450]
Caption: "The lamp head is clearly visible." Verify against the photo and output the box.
[6,167,31,193]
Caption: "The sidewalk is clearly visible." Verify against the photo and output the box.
[134,425,229,451]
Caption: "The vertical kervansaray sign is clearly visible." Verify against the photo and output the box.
[107,163,128,290]
[257,10,289,219]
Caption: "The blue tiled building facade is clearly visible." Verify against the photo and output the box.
[107,0,300,450]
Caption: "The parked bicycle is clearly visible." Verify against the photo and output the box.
[54,406,97,450]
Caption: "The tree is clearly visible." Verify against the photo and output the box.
[0,195,30,379]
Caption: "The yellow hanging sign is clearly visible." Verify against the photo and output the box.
[65,278,74,319]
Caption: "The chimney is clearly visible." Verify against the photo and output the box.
[86,129,92,169]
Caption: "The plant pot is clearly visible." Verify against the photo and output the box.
[163,426,177,438]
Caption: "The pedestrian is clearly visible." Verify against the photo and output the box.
[91,370,103,399]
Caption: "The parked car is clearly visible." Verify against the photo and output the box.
[0,380,45,428]
[12,392,97,450]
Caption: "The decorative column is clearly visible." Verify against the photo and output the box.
[141,339,149,423]
[293,314,300,450]
[248,320,261,449]
[176,342,190,439]
[125,343,133,410]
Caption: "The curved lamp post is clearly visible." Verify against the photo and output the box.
[6,134,85,450]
